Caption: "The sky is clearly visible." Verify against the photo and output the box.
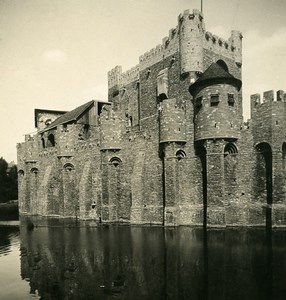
[1,0,286,163]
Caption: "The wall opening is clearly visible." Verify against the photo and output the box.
[18,170,25,177]
[83,124,90,139]
[216,60,229,72]
[228,93,235,106]
[41,138,45,149]
[224,143,238,202]
[109,157,122,167]
[282,143,286,159]
[63,163,75,172]
[195,142,207,227]
[45,119,52,126]
[47,134,55,147]
[224,143,238,156]
[30,168,39,175]
[210,94,219,107]
[255,142,272,227]
[176,149,186,161]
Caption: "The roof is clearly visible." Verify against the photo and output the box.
[39,100,94,133]
[189,63,242,95]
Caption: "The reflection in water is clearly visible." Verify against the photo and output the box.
[0,226,19,256]
[1,224,286,300]
[16,223,286,300]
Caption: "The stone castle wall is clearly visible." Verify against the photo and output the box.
[17,9,286,227]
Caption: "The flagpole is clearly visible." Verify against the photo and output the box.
[201,0,203,13]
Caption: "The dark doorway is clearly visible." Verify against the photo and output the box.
[47,134,55,147]
[195,143,207,227]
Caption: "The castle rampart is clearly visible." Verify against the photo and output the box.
[17,9,286,228]
[108,9,242,90]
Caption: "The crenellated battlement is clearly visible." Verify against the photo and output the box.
[108,9,210,88]
[251,90,286,106]
[25,134,36,143]
[139,26,179,71]
[121,65,140,86]
[108,8,243,88]
[178,8,203,23]
[108,64,140,89]
[108,65,122,88]
[108,22,180,89]
[203,30,242,62]
[250,90,286,120]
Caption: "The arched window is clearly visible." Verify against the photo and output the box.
[41,138,45,148]
[109,157,122,167]
[255,142,271,154]
[216,59,229,72]
[224,143,238,156]
[176,150,186,160]
[30,168,39,175]
[18,170,25,176]
[45,119,52,126]
[63,163,74,172]
[47,134,55,147]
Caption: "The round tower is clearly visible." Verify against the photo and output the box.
[178,9,204,75]
[189,62,242,141]
[159,98,186,143]
[231,30,243,67]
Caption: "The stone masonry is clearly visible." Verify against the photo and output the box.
[17,9,286,227]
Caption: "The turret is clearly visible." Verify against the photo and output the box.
[108,66,122,101]
[250,89,286,147]
[189,62,242,141]
[231,30,243,66]
[178,9,204,75]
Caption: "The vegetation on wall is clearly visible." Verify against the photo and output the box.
[0,157,18,203]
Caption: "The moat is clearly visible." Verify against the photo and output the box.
[1,222,286,300]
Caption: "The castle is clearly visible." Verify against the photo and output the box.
[17,9,286,227]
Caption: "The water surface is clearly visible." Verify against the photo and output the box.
[1,224,286,299]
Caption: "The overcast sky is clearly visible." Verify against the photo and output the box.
[1,0,286,163]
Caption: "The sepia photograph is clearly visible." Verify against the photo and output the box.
[0,0,286,299]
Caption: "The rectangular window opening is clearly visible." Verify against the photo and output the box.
[210,94,219,107]
[228,93,235,106]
